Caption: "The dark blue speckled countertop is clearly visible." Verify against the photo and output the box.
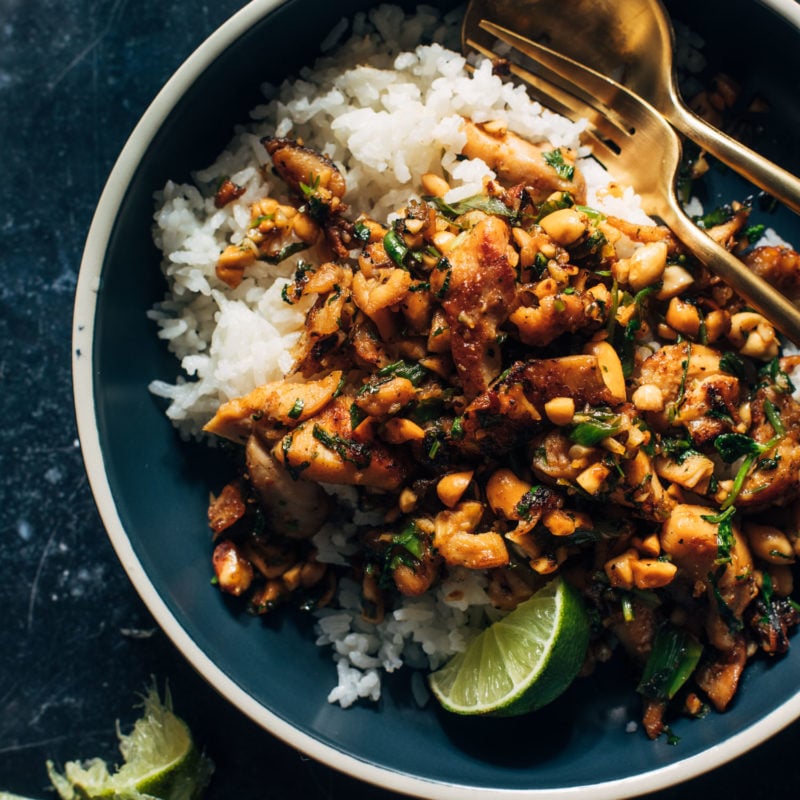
[2,1,800,797]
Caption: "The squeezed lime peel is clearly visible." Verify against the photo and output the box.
[46,683,213,800]
[428,576,590,716]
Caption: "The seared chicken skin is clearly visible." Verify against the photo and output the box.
[431,213,517,398]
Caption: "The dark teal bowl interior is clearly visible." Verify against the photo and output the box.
[87,0,800,793]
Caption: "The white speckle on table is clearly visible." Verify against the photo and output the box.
[626,720,639,734]
[17,518,33,541]
[44,466,63,484]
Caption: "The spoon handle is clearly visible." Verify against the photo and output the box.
[665,95,800,216]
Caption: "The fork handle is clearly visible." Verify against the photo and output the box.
[665,95,800,216]
[662,201,800,347]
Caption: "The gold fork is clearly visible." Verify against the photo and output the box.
[464,19,800,347]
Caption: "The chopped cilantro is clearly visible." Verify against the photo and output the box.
[287,398,304,420]
[426,193,516,219]
[542,148,575,181]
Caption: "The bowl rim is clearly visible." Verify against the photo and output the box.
[72,1,800,797]
[758,0,800,27]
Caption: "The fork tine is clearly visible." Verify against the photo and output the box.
[478,19,643,136]
[464,34,627,162]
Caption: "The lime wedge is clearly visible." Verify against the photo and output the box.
[46,685,213,800]
[428,575,590,716]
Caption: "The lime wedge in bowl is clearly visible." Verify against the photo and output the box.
[428,576,590,716]
[46,685,213,800]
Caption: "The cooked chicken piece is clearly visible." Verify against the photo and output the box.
[216,240,259,288]
[530,429,585,485]
[214,177,246,208]
[354,376,416,419]
[636,342,722,401]
[736,386,800,510]
[208,479,247,536]
[203,371,343,443]
[263,137,346,207]
[530,403,670,521]
[654,452,715,494]
[212,539,254,596]
[280,261,352,304]
[677,372,741,447]
[246,434,332,538]
[737,435,800,510]
[273,395,407,491]
[661,504,757,652]
[642,698,669,741]
[431,213,517,398]
[608,595,659,663]
[351,266,412,340]
[433,501,509,570]
[239,538,297,579]
[357,569,385,623]
[461,119,586,203]
[604,216,673,246]
[744,245,800,302]
[290,268,356,376]
[393,554,441,597]
[694,636,748,712]
[510,289,604,347]
[349,314,392,370]
[703,205,749,250]
[362,525,442,597]
[635,342,741,443]
[746,595,800,655]
[460,355,616,454]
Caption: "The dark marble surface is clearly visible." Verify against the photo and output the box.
[2,1,800,798]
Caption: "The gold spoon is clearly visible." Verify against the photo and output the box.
[462,0,800,215]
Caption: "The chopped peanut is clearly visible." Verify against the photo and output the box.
[382,417,426,444]
[539,207,586,245]
[575,462,611,496]
[604,549,637,589]
[632,384,664,412]
[544,396,575,426]
[745,522,795,564]
[436,471,474,508]
[631,558,678,589]
[421,172,451,197]
[583,341,626,401]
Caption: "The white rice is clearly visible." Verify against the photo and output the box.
[148,3,651,706]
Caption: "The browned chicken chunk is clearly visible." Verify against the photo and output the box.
[461,119,586,203]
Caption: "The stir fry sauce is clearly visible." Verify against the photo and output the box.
[204,121,800,738]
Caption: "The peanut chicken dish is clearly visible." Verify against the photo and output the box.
[200,120,800,740]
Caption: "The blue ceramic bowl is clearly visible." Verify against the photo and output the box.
[73,1,800,797]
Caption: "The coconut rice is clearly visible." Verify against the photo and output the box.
[148,3,654,708]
